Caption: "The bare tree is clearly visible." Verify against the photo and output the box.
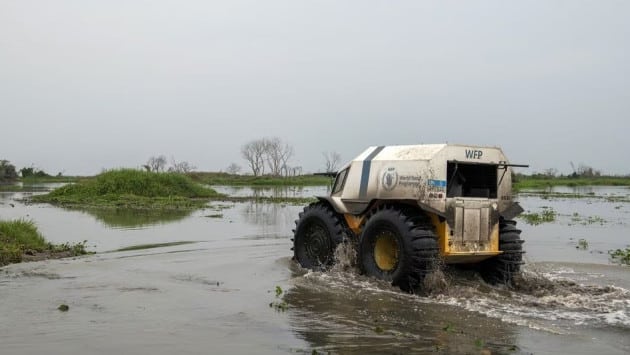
[226,163,241,175]
[168,157,196,173]
[577,164,601,177]
[323,151,341,173]
[146,155,167,172]
[241,140,266,176]
[265,137,294,177]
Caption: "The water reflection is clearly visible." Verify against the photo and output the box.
[213,185,329,198]
[240,200,296,226]
[80,208,192,229]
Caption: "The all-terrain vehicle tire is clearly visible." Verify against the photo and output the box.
[358,205,439,292]
[479,218,524,286]
[293,202,346,270]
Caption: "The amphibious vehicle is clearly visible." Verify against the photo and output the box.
[293,144,527,291]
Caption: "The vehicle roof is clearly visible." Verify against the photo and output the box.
[354,144,503,161]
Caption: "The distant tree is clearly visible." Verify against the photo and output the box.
[291,166,303,177]
[146,155,167,172]
[0,160,18,182]
[241,140,266,176]
[542,168,558,178]
[577,164,601,178]
[242,137,294,177]
[323,151,341,173]
[20,165,50,178]
[168,157,196,173]
[226,163,241,175]
[265,137,294,177]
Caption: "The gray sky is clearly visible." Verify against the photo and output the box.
[2,1,629,176]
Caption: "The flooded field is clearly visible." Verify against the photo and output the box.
[1,185,629,354]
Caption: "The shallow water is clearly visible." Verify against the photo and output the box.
[1,186,629,354]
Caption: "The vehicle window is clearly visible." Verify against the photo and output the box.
[332,168,349,195]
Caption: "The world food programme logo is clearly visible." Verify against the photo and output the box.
[381,167,399,191]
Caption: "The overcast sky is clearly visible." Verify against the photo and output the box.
[1,1,628,176]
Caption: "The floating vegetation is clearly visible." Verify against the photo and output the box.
[516,190,630,203]
[269,285,288,312]
[57,304,69,312]
[609,247,630,265]
[520,207,557,225]
[577,239,589,250]
[569,213,606,226]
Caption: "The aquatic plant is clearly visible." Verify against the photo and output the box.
[269,285,288,312]
[577,239,589,250]
[520,207,557,225]
[569,213,607,226]
[609,247,630,265]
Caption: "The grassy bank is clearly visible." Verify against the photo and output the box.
[188,172,332,186]
[514,175,630,190]
[20,175,81,183]
[33,169,223,210]
[0,219,88,266]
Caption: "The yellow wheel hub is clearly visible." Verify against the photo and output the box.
[374,232,399,271]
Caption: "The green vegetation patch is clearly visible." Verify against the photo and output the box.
[188,172,331,187]
[576,238,589,250]
[569,213,607,226]
[0,184,51,192]
[0,219,88,266]
[33,169,223,210]
[519,207,557,225]
[514,176,630,191]
[609,247,630,265]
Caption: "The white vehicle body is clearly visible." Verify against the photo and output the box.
[323,144,524,263]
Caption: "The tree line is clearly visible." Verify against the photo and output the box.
[0,160,54,182]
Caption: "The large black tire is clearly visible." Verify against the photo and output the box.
[358,205,439,292]
[293,202,345,270]
[480,219,524,286]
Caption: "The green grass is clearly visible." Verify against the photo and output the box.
[188,172,332,186]
[0,219,88,266]
[33,169,223,210]
[514,175,630,190]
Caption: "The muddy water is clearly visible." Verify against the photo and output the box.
[1,186,629,354]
